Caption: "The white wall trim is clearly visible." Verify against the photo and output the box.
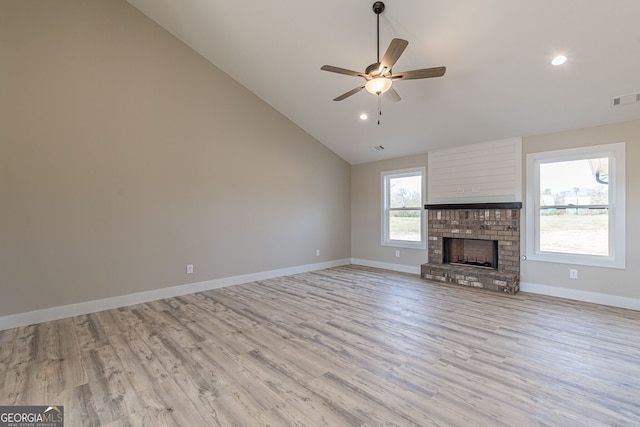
[350,258,421,275]
[6,261,636,331]
[520,281,640,311]
[350,262,639,311]
[0,259,351,331]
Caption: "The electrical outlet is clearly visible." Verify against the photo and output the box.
[186,264,194,274]
[569,269,578,279]
[395,250,400,258]
[316,249,320,257]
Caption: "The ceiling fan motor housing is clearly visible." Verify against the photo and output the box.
[366,62,385,76]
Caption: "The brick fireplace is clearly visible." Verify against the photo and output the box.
[421,203,522,294]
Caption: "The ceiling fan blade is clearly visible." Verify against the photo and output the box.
[391,66,446,80]
[321,65,368,79]
[384,87,401,103]
[380,38,409,72]
[333,85,365,101]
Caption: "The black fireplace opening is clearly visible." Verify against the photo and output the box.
[443,238,499,269]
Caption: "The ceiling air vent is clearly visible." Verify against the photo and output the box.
[612,92,640,107]
[371,145,385,151]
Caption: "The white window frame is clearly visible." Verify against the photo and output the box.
[381,167,426,249]
[525,142,625,269]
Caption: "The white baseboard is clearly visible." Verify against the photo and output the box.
[5,261,635,331]
[520,281,640,311]
[350,260,639,311]
[0,259,351,331]
[350,258,421,275]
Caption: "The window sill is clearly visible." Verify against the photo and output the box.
[382,241,426,250]
[526,251,625,269]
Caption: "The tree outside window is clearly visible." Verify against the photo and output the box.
[382,168,425,249]
[526,143,625,269]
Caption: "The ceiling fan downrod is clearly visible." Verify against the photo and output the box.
[373,1,385,125]
[373,2,385,63]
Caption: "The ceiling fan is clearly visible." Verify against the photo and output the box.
[321,1,446,103]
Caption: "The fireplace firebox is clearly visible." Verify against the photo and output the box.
[443,238,498,269]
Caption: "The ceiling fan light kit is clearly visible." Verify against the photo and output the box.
[365,76,392,95]
[551,55,568,66]
[321,1,446,105]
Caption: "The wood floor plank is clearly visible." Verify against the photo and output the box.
[81,344,146,425]
[57,384,101,427]
[308,370,431,427]
[259,403,321,427]
[108,332,214,426]
[74,313,110,351]
[2,265,640,426]
[236,348,364,426]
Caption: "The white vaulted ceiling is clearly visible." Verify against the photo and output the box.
[126,0,640,164]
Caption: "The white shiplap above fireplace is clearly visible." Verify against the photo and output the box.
[428,137,522,204]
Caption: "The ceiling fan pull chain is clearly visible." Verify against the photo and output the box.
[378,94,382,125]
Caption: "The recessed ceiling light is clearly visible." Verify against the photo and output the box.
[551,55,567,66]
[360,113,368,120]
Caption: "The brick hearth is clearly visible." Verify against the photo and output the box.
[421,204,521,294]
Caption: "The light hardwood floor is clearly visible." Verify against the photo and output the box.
[1,265,639,426]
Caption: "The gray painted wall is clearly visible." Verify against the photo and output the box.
[351,154,429,270]
[1,0,351,316]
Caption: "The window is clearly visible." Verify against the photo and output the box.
[381,167,426,249]
[526,143,625,268]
